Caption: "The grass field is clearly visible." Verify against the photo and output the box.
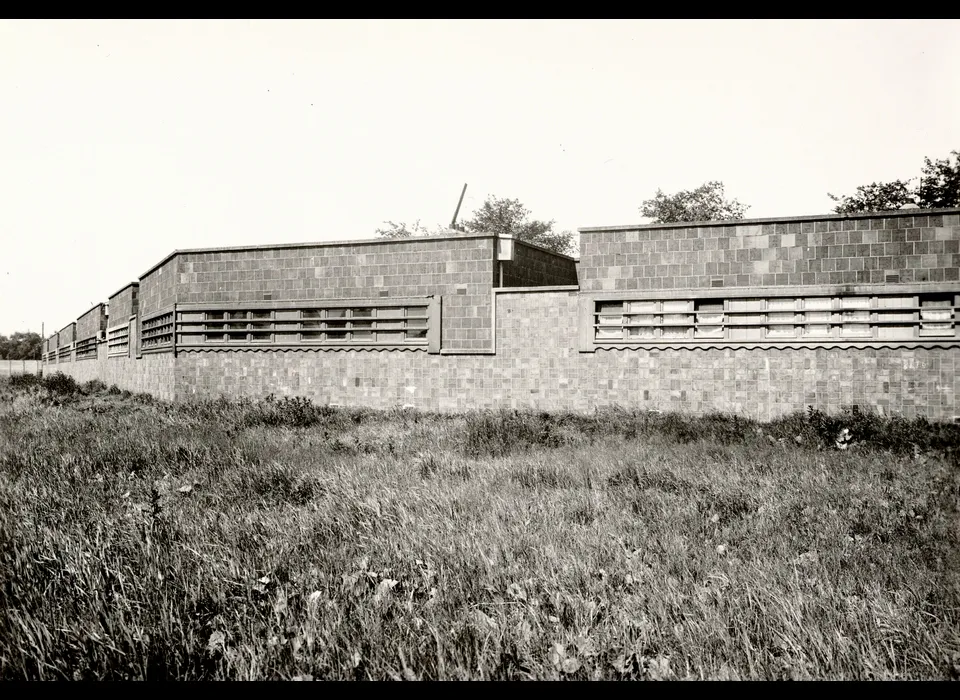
[1,372,959,680]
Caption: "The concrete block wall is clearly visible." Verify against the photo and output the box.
[47,343,176,401]
[46,232,580,366]
[138,235,498,352]
[58,323,75,346]
[578,209,960,292]
[108,283,139,321]
[38,210,960,421]
[76,303,107,341]
[498,290,959,420]
[500,239,579,287]
[172,289,959,421]
[139,257,179,317]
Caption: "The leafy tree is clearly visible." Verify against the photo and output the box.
[0,332,43,360]
[640,181,749,224]
[916,150,960,209]
[374,219,442,239]
[827,180,916,214]
[461,196,577,257]
[828,149,959,213]
[375,195,578,257]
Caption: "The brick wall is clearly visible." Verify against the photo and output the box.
[39,210,960,421]
[76,304,107,341]
[578,210,960,292]
[58,323,76,345]
[51,343,176,401]
[170,289,958,420]
[498,290,960,420]
[500,240,579,287]
[168,235,498,351]
[108,283,139,322]
[139,257,179,316]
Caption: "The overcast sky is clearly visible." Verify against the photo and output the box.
[2,19,958,336]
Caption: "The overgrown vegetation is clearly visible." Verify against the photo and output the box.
[0,331,42,360]
[463,405,960,459]
[375,194,578,257]
[1,374,958,680]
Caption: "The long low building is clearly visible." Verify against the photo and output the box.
[43,208,960,421]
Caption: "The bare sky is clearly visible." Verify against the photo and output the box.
[2,19,958,336]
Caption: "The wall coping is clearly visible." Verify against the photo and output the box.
[577,207,960,233]
[76,302,106,322]
[137,232,499,280]
[506,235,580,262]
[107,281,139,302]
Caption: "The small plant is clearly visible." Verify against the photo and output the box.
[801,405,960,454]
[8,373,40,390]
[40,372,79,396]
[81,379,108,395]
[416,453,442,479]
[1,388,958,681]
[836,427,854,450]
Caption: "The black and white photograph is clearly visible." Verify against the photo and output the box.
[1,19,958,681]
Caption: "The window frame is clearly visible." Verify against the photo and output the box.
[172,296,441,354]
[74,335,99,361]
[579,284,960,352]
[107,319,133,358]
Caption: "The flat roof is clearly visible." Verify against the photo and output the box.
[138,232,499,280]
[76,302,106,321]
[107,281,139,301]
[578,206,960,233]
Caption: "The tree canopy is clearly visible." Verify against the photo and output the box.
[828,149,960,214]
[373,220,441,239]
[640,181,749,224]
[461,196,577,257]
[375,195,578,257]
[0,332,42,360]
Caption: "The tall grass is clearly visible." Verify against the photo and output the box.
[1,374,958,680]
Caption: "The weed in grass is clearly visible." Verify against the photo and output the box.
[1,377,959,679]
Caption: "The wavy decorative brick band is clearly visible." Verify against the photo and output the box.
[40,208,960,420]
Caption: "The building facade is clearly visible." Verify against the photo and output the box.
[43,209,960,421]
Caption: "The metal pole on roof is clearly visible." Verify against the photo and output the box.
[450,183,468,231]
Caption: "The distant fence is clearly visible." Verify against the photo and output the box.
[0,359,41,376]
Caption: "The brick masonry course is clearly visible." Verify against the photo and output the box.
[500,239,579,287]
[75,304,107,341]
[578,212,960,292]
[108,283,139,322]
[48,290,957,421]
[49,344,175,401]
[139,235,500,352]
[44,210,960,421]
